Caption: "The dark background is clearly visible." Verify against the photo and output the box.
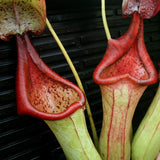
[0,0,160,159]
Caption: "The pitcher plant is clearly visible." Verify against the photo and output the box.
[132,64,160,160]
[0,1,101,159]
[0,0,159,159]
[93,12,157,160]
[16,33,101,160]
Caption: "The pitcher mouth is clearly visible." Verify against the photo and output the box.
[16,33,86,120]
[93,12,157,85]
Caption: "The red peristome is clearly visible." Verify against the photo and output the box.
[93,12,157,85]
[93,12,140,84]
[16,33,86,120]
[122,0,160,19]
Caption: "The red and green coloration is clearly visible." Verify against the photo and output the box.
[0,1,101,158]
[16,33,102,160]
[0,0,101,159]
[132,64,160,160]
[122,0,160,19]
[93,12,157,160]
[0,0,46,40]
[16,33,86,120]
